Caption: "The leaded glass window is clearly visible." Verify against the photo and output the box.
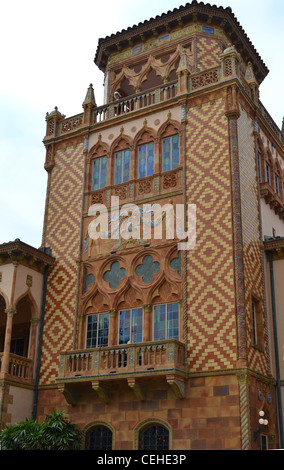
[153,303,179,341]
[138,142,154,178]
[85,426,112,450]
[119,308,143,344]
[265,163,271,185]
[139,424,169,450]
[162,135,180,172]
[92,156,108,190]
[86,313,109,348]
[114,149,131,185]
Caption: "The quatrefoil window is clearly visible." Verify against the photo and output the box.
[170,251,181,276]
[84,267,95,293]
[135,255,161,284]
[103,261,127,289]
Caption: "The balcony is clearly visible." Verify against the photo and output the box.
[56,339,187,404]
[260,182,284,220]
[0,352,34,385]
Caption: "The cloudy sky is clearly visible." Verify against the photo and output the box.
[0,0,283,249]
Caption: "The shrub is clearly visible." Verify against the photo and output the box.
[0,409,82,450]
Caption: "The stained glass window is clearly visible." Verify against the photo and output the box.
[86,313,109,348]
[138,142,154,178]
[162,134,180,172]
[119,308,143,344]
[153,303,179,341]
[139,424,169,450]
[114,149,131,185]
[92,156,108,190]
[85,426,112,450]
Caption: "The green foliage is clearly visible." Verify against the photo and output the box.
[0,409,83,450]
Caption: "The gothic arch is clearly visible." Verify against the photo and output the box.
[146,274,180,305]
[110,134,133,154]
[114,278,145,310]
[15,290,38,320]
[82,287,110,315]
[134,125,157,147]
[0,290,8,310]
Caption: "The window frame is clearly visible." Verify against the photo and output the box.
[92,155,108,191]
[265,162,271,185]
[118,307,144,345]
[162,134,180,172]
[114,148,131,185]
[251,295,264,350]
[86,312,110,349]
[153,302,180,342]
[138,423,170,451]
[84,424,113,450]
[138,141,155,179]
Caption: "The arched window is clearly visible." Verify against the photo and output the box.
[85,425,113,450]
[139,424,169,450]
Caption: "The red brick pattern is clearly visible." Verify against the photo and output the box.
[185,98,237,371]
[237,108,267,375]
[39,144,84,385]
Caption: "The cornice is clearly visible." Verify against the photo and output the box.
[94,1,269,83]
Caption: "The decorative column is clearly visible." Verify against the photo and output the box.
[237,372,251,450]
[225,85,247,367]
[226,84,250,449]
[0,308,16,377]
[143,304,152,342]
[176,47,192,95]
[109,309,118,346]
[27,318,40,379]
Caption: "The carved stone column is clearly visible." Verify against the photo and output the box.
[0,308,16,377]
[143,304,152,342]
[109,309,118,346]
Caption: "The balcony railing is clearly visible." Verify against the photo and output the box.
[0,352,34,383]
[93,81,178,124]
[58,339,185,379]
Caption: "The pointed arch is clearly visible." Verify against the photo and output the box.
[0,290,9,310]
[146,274,179,305]
[82,286,110,315]
[15,289,38,319]
[114,278,145,310]
[89,139,110,159]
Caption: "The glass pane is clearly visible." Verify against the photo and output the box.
[92,159,101,191]
[167,303,179,340]
[119,310,131,344]
[100,156,108,189]
[123,150,131,183]
[162,137,171,172]
[86,426,112,450]
[139,425,169,451]
[138,145,147,178]
[172,135,180,169]
[132,308,143,343]
[86,314,98,348]
[147,142,154,176]
[153,304,166,341]
[98,313,109,347]
[115,152,122,185]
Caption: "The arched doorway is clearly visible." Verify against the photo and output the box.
[85,424,113,450]
[0,294,7,354]
[13,295,34,358]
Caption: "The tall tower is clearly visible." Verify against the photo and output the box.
[35,2,283,450]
